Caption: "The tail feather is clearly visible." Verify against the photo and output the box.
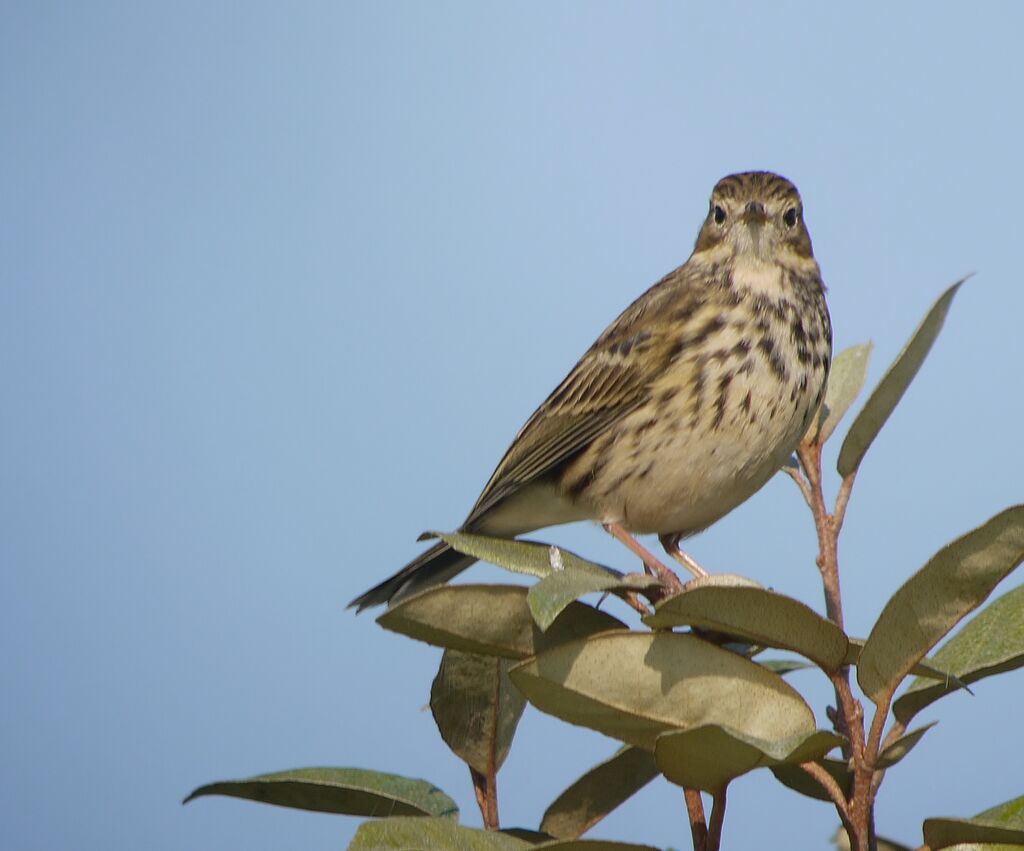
[348,541,478,612]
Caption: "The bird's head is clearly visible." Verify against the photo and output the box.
[693,171,814,264]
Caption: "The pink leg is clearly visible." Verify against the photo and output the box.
[603,523,684,593]
[658,533,709,578]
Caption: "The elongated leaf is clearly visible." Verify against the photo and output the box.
[434,532,619,580]
[759,659,815,676]
[351,817,528,849]
[894,583,1024,723]
[771,758,851,803]
[378,585,626,660]
[540,747,659,839]
[502,829,554,841]
[183,767,457,818]
[536,842,660,850]
[974,796,1024,824]
[833,828,913,850]
[808,342,874,445]
[644,584,848,672]
[924,794,1024,849]
[877,722,937,769]
[431,649,527,775]
[655,726,843,793]
[857,506,1024,703]
[844,638,957,684]
[529,569,658,630]
[837,279,966,477]
[510,632,815,751]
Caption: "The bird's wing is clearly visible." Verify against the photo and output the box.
[464,263,715,526]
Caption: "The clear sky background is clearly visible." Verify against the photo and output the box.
[3,4,1023,850]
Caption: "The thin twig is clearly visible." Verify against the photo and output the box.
[833,471,858,533]
[865,692,894,776]
[784,464,815,509]
[830,672,865,764]
[796,443,845,627]
[798,761,851,823]
[469,767,499,830]
[796,438,880,850]
[707,788,727,851]
[684,788,708,851]
[869,717,903,805]
[877,717,907,763]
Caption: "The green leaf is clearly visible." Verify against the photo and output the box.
[182,767,457,818]
[644,582,848,672]
[771,758,851,803]
[434,532,620,581]
[809,342,874,445]
[974,796,1024,824]
[759,659,815,676]
[540,747,659,840]
[894,583,1024,724]
[431,649,527,775]
[528,568,658,630]
[924,795,1024,849]
[844,638,957,684]
[350,817,529,849]
[654,726,843,793]
[501,828,554,841]
[509,632,816,751]
[535,842,660,850]
[857,506,1024,704]
[833,827,914,850]
[378,584,626,660]
[877,722,937,769]
[837,278,966,477]
[935,845,1024,850]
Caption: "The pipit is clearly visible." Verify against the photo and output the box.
[351,171,832,610]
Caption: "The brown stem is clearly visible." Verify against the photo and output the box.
[470,767,499,830]
[707,788,727,851]
[684,788,708,851]
[783,464,815,509]
[796,442,844,628]
[873,718,907,796]
[831,673,865,764]
[794,441,878,851]
[878,718,907,754]
[833,471,857,532]
[470,660,504,830]
[798,761,852,826]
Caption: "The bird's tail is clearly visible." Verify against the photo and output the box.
[348,541,478,612]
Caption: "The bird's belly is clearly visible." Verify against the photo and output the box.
[567,355,826,536]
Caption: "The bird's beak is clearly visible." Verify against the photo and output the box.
[741,201,768,226]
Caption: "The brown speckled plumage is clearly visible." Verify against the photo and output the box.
[352,172,832,610]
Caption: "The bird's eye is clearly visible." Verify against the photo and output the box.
[713,204,727,225]
[783,207,799,228]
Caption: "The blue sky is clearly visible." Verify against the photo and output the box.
[3,3,1023,849]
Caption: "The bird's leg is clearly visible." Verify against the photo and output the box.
[603,523,683,593]
[658,533,709,578]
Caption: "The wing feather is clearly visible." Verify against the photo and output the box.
[464,263,713,526]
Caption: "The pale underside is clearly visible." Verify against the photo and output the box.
[474,255,828,539]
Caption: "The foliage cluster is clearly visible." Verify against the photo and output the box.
[186,281,1024,851]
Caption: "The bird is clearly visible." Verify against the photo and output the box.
[350,171,832,611]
